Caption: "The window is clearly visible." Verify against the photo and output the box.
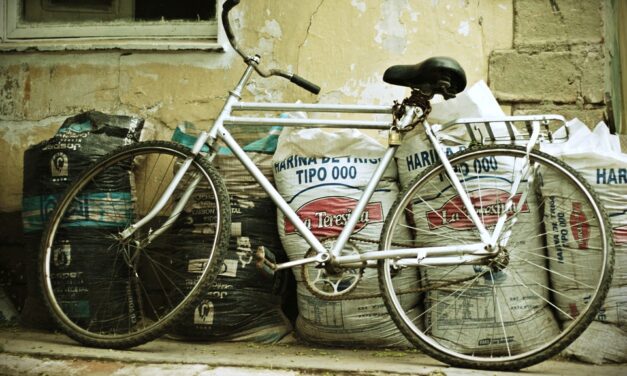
[2,0,221,50]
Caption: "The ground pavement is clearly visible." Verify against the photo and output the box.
[1,326,626,376]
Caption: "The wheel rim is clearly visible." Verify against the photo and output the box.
[380,146,612,367]
[42,144,225,344]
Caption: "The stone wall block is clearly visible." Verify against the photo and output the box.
[579,47,606,104]
[489,50,580,103]
[514,0,603,47]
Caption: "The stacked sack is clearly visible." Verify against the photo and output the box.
[21,111,146,328]
[395,81,560,354]
[541,120,627,364]
[22,111,145,233]
[171,124,292,343]
[273,126,418,348]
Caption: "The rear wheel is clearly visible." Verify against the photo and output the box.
[378,145,614,370]
[40,141,230,349]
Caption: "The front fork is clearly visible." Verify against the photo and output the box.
[119,64,257,244]
[119,131,215,244]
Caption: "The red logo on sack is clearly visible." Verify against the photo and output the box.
[426,188,529,230]
[613,225,627,245]
[569,202,590,249]
[284,197,384,237]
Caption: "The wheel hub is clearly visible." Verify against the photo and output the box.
[490,247,510,271]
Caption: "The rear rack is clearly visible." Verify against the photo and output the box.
[439,114,568,145]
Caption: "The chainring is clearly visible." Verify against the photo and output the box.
[301,238,366,300]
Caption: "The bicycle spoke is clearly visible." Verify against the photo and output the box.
[379,145,613,370]
[41,142,229,349]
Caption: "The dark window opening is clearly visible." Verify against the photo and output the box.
[22,0,216,23]
[135,0,216,21]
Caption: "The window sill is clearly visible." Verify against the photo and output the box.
[0,38,225,52]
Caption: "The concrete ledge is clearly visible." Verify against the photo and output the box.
[1,327,626,376]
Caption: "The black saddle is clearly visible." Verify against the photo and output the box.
[383,57,466,98]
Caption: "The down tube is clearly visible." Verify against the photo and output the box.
[331,146,398,258]
[217,125,327,255]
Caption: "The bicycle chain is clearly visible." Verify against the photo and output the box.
[305,235,481,301]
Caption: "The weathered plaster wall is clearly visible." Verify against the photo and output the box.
[0,0,513,215]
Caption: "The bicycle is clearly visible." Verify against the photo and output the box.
[39,0,614,371]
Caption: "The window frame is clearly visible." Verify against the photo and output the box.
[1,0,224,51]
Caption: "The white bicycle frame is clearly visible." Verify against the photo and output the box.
[121,62,549,272]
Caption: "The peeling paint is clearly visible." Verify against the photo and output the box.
[457,21,470,36]
[323,74,405,107]
[351,0,366,13]
[257,38,275,57]
[358,75,406,105]
[246,79,285,103]
[374,0,409,54]
[261,19,282,39]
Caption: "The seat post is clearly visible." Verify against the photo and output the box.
[392,89,433,130]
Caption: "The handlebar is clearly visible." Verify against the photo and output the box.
[221,0,321,95]
[290,74,321,95]
[221,0,243,59]
[223,0,240,13]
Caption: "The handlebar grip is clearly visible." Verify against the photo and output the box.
[290,74,321,95]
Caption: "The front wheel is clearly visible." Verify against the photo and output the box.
[378,145,614,370]
[39,141,231,349]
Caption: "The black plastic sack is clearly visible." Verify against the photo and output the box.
[22,110,144,232]
[20,110,144,329]
[170,125,293,343]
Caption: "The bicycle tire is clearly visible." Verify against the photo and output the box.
[39,140,231,349]
[378,144,614,370]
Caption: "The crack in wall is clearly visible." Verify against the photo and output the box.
[297,0,325,73]
[476,0,488,79]
[549,0,566,23]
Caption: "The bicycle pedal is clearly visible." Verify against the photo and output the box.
[254,246,277,278]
